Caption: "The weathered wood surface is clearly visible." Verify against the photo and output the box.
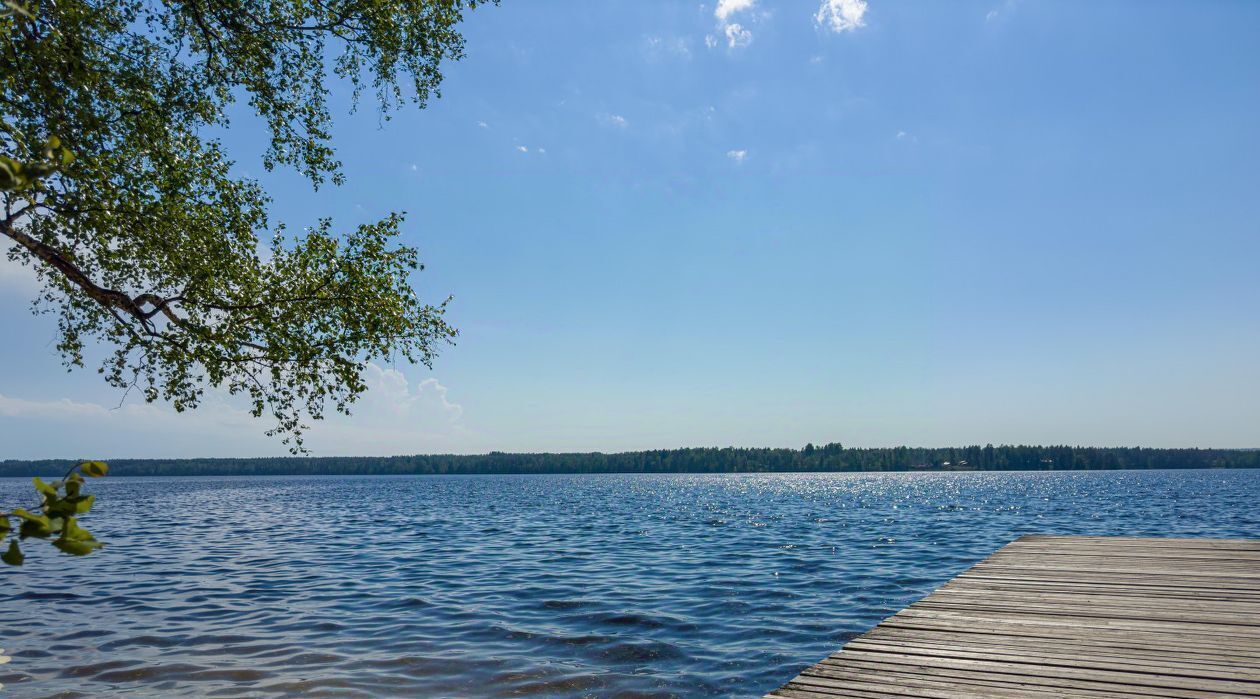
[767,535,1260,698]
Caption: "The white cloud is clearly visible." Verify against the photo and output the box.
[704,34,718,49]
[0,363,468,457]
[417,379,463,421]
[815,0,867,34]
[599,113,629,128]
[359,364,463,423]
[537,147,546,155]
[724,22,752,48]
[712,0,757,49]
[409,163,419,172]
[715,0,756,22]
[985,9,999,21]
[477,120,489,129]
[726,149,748,163]
[517,145,528,153]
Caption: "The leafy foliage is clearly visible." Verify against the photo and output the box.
[0,0,484,449]
[1,460,108,566]
[0,133,73,191]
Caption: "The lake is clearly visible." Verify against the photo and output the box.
[2,469,1258,697]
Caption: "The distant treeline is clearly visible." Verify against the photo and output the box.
[1,445,1257,477]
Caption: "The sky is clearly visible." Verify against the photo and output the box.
[2,0,1259,458]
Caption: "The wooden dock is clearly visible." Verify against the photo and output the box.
[768,534,1260,698]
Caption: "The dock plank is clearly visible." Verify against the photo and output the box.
[767,535,1260,698]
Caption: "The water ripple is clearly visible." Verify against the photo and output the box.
[1,470,1258,697]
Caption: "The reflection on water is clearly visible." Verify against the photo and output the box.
[1,469,1258,697]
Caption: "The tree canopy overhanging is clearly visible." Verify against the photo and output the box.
[0,0,488,450]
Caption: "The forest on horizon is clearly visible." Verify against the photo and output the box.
[1,445,1257,477]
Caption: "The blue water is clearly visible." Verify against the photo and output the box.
[1,469,1258,698]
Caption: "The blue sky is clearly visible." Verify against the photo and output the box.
[2,0,1258,458]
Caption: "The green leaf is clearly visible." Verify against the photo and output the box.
[80,461,109,478]
[32,476,56,497]
[0,516,9,533]
[61,517,95,542]
[11,508,47,524]
[46,498,76,519]
[64,478,82,497]
[14,510,52,538]
[18,521,50,538]
[1,540,23,566]
[53,537,101,556]
[72,494,95,514]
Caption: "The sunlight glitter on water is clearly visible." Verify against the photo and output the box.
[1,469,1258,697]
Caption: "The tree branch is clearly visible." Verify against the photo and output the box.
[0,219,175,329]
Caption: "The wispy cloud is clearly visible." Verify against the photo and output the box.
[0,364,465,428]
[476,120,489,129]
[0,391,257,426]
[985,0,1019,23]
[516,145,528,153]
[727,149,748,163]
[0,363,468,457]
[0,393,110,420]
[599,113,629,128]
[644,35,691,60]
[815,0,868,34]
